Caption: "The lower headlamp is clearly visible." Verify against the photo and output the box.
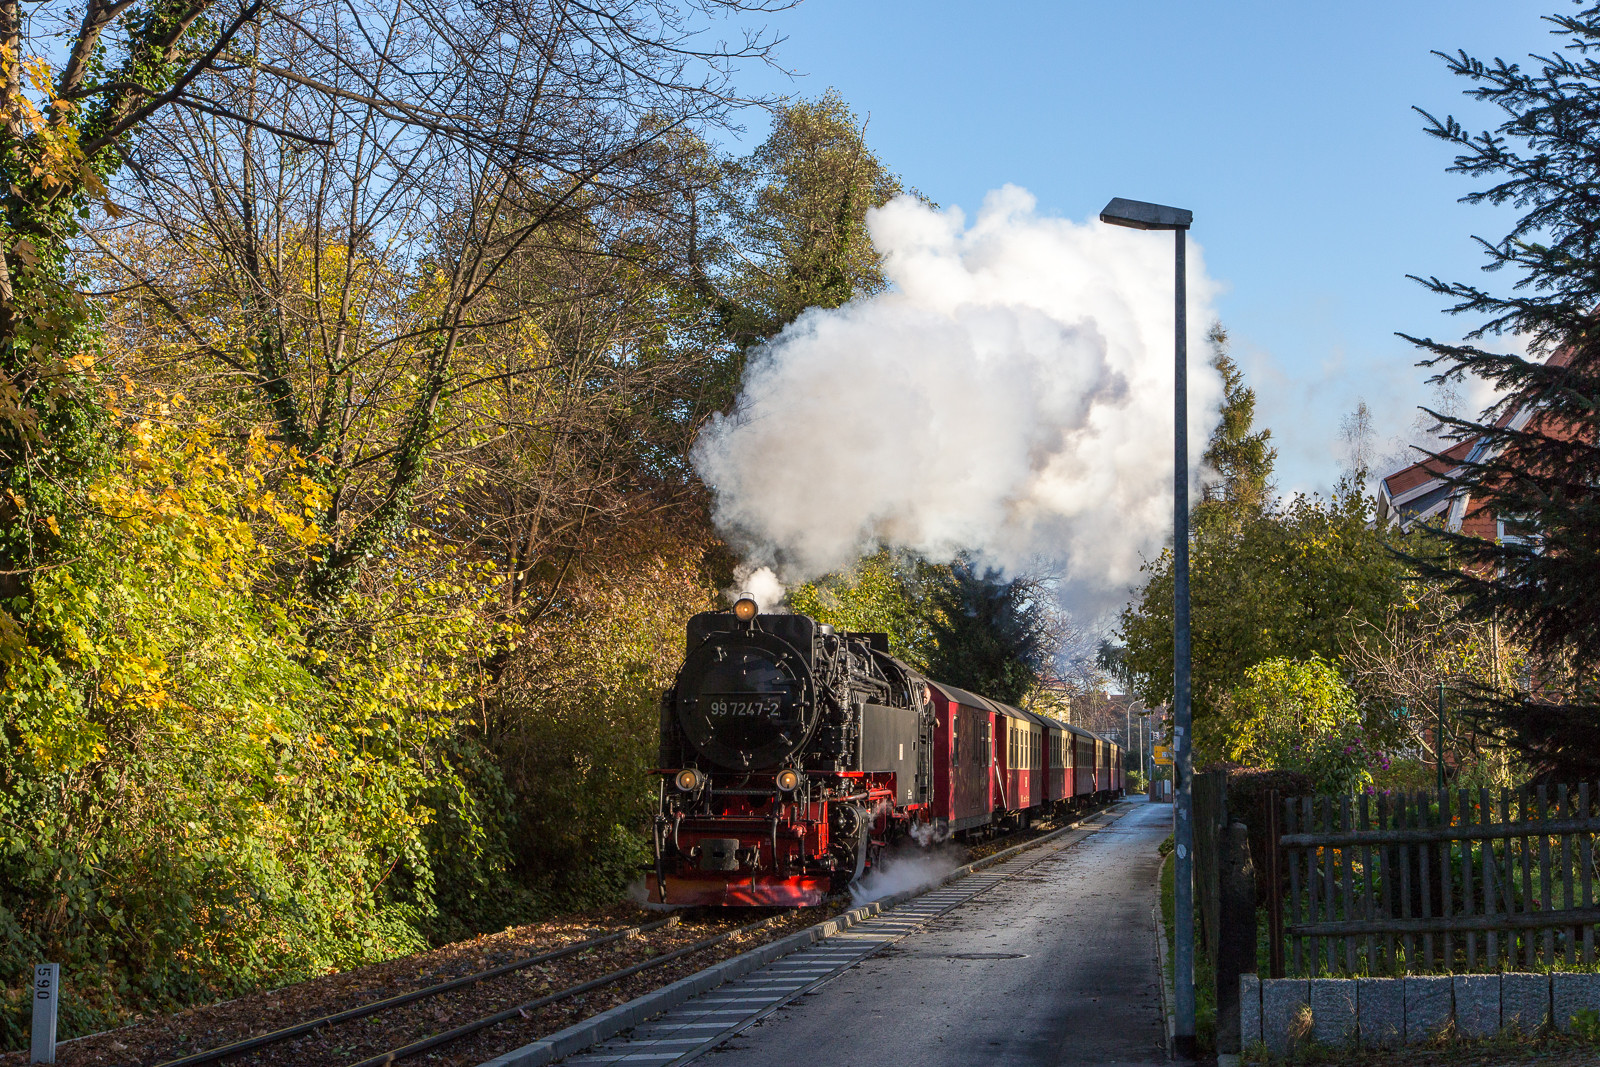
[675,768,704,792]
[775,769,801,793]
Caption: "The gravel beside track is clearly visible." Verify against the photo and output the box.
[3,804,1115,1067]
[0,909,836,1067]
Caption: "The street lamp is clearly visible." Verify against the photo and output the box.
[1100,195,1196,1059]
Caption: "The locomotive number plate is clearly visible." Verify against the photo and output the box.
[703,693,786,718]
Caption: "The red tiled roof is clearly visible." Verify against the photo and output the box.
[1382,438,1476,498]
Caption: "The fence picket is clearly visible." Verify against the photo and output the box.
[1500,789,1514,968]
[1583,782,1594,966]
[1438,789,1451,971]
[1433,790,1446,972]
[1480,787,1497,968]
[1559,784,1574,967]
[1459,788,1473,972]
[1400,792,1415,972]
[1321,795,1336,975]
[1305,796,1319,975]
[1539,785,1553,966]
[1288,796,1302,976]
[1521,788,1535,969]
[1341,795,1355,974]
[1361,792,1376,973]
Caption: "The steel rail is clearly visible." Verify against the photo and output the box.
[345,914,787,1067]
[153,917,681,1067]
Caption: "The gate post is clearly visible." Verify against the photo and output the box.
[1264,789,1285,979]
[1216,822,1258,1055]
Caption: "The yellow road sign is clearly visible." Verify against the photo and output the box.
[1152,744,1174,765]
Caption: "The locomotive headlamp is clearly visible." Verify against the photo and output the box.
[733,593,759,622]
[775,769,801,793]
[674,768,704,792]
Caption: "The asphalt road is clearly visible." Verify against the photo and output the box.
[705,800,1172,1067]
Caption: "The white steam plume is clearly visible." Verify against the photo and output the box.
[848,843,963,904]
[729,563,786,614]
[693,185,1223,617]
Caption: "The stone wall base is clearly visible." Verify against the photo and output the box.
[1242,972,1600,1055]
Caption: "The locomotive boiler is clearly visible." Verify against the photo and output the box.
[649,594,1124,906]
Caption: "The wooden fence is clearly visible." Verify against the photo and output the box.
[1274,785,1600,976]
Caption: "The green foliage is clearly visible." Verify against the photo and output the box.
[1197,322,1276,531]
[1401,7,1600,781]
[923,558,1052,705]
[1221,657,1376,794]
[1121,482,1407,758]
[0,412,502,1038]
[788,549,1060,706]
[785,548,944,668]
[717,90,904,348]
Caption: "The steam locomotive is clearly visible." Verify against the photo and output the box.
[649,594,1124,906]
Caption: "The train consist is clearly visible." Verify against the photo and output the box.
[649,594,1124,906]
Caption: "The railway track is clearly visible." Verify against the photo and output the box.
[148,914,795,1067]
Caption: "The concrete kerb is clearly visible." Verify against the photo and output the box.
[1154,851,1175,1061]
[476,801,1135,1067]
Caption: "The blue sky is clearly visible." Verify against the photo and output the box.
[726,0,1559,494]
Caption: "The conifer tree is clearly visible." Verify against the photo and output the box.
[1403,4,1600,779]
[1197,323,1276,531]
[923,558,1051,705]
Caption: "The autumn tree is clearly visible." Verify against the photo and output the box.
[713,90,904,351]
[1121,486,1406,759]
[89,0,779,625]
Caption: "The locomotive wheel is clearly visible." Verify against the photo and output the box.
[851,826,869,883]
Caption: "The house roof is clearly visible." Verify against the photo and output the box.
[1376,346,1574,531]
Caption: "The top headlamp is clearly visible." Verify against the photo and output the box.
[733,593,759,622]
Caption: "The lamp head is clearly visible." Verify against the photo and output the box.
[1100,197,1193,231]
[733,593,759,622]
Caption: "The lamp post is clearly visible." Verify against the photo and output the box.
[1100,195,1195,1059]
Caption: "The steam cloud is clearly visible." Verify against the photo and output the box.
[694,185,1222,617]
[848,844,965,905]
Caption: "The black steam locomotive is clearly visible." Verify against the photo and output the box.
[649,594,1122,906]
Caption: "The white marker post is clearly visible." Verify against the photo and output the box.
[31,963,58,1064]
